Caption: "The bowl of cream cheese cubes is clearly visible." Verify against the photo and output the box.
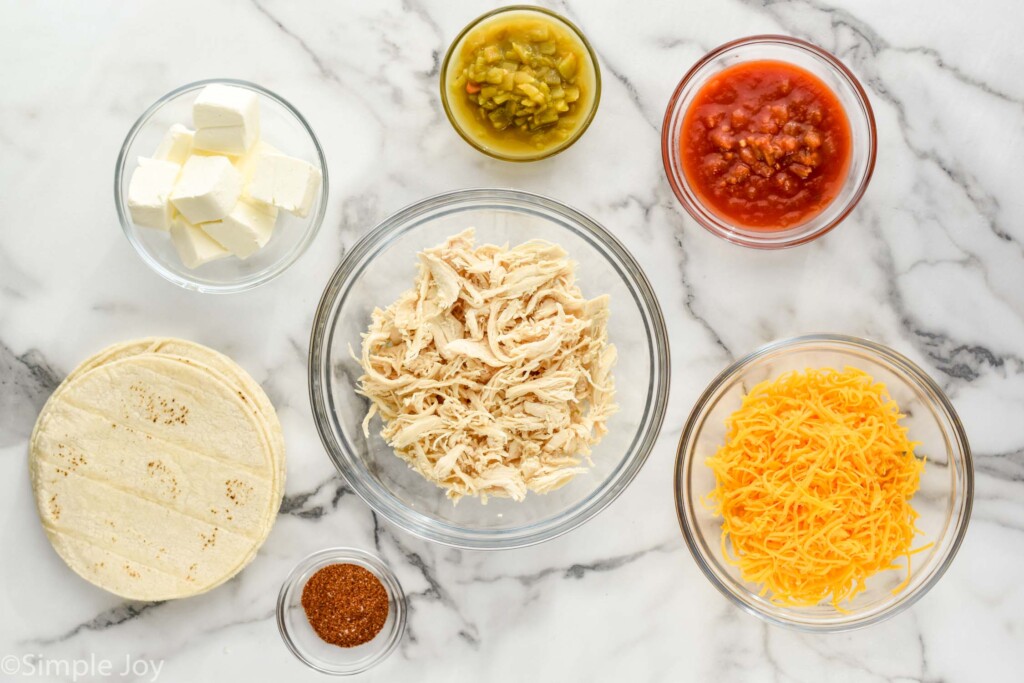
[115,79,328,292]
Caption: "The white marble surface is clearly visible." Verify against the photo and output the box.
[1,0,1022,681]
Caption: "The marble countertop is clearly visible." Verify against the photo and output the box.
[2,1,1022,681]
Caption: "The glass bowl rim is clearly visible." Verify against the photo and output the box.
[660,34,878,249]
[276,546,407,676]
[113,77,330,294]
[439,4,603,162]
[673,333,974,631]
[308,187,671,550]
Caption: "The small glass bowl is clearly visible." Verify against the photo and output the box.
[675,335,973,631]
[661,35,877,248]
[440,5,602,162]
[114,79,328,293]
[309,188,669,549]
[277,548,407,676]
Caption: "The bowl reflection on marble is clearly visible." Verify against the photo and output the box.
[114,79,328,293]
[675,335,973,631]
[661,35,877,249]
[309,189,669,549]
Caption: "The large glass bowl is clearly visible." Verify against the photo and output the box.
[114,79,328,293]
[309,189,669,549]
[662,36,877,249]
[675,335,973,631]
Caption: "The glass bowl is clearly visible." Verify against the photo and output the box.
[277,548,407,676]
[661,35,877,249]
[114,78,328,293]
[675,335,973,631]
[440,5,602,162]
[309,188,669,549]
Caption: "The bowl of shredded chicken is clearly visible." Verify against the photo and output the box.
[358,228,617,503]
[309,189,669,549]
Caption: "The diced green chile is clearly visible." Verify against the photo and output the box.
[460,28,585,135]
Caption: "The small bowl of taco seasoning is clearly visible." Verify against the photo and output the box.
[662,35,876,248]
[441,5,601,161]
[277,548,407,675]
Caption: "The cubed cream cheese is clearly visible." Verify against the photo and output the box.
[153,124,194,165]
[237,140,280,186]
[193,84,259,128]
[193,124,257,155]
[170,155,242,224]
[170,216,230,269]
[127,158,181,230]
[246,153,322,218]
[201,199,278,259]
[192,84,260,154]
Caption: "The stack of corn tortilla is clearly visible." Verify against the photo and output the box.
[29,338,285,601]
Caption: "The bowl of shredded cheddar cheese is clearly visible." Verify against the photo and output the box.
[675,335,972,631]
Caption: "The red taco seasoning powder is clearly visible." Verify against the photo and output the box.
[301,563,390,648]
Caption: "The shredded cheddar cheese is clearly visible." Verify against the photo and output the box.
[706,367,927,609]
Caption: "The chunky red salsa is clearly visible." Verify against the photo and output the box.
[680,60,852,230]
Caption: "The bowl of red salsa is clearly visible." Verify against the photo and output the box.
[662,35,876,248]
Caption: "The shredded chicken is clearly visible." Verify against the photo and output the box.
[357,228,617,503]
